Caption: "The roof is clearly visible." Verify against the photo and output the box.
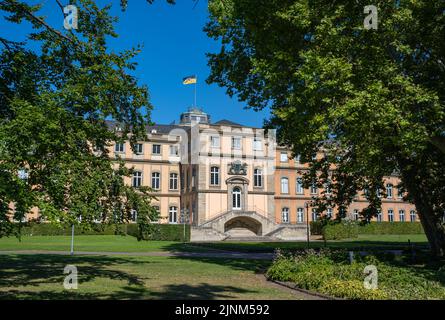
[213,119,244,127]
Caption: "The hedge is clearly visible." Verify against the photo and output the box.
[322,221,359,240]
[15,222,190,241]
[126,223,190,242]
[321,221,424,240]
[358,222,424,235]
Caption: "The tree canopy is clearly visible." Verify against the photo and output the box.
[0,0,159,236]
[205,0,445,256]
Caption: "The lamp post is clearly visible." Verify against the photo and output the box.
[305,201,310,249]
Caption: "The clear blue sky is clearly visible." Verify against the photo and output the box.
[1,0,270,127]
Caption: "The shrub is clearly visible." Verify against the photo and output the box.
[310,220,324,235]
[358,222,424,235]
[322,221,359,240]
[127,223,190,242]
[267,249,445,300]
[15,222,190,241]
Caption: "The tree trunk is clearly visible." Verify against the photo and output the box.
[400,156,445,258]
[413,196,445,258]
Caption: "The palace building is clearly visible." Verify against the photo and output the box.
[24,107,419,241]
[109,107,418,241]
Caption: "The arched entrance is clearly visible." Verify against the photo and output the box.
[224,216,262,237]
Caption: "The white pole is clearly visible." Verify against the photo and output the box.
[70,224,74,255]
[194,76,197,107]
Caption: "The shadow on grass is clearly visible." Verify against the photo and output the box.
[0,254,266,300]
[187,240,430,253]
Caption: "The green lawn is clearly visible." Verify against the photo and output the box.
[193,234,429,252]
[0,235,202,253]
[0,234,428,253]
[0,254,303,300]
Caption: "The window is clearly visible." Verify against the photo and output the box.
[130,209,137,222]
[281,177,289,194]
[397,187,403,199]
[210,167,219,185]
[115,142,125,153]
[192,168,196,188]
[352,209,359,221]
[151,172,160,190]
[312,209,318,221]
[325,182,332,195]
[295,154,301,164]
[18,168,29,180]
[210,136,220,148]
[134,143,143,155]
[253,168,263,187]
[169,145,179,156]
[327,208,333,219]
[297,208,304,223]
[280,152,288,162]
[377,210,382,222]
[232,137,241,150]
[296,178,304,194]
[310,182,318,195]
[386,184,393,198]
[377,188,382,198]
[410,210,416,222]
[281,208,289,223]
[169,206,178,224]
[132,171,142,188]
[152,144,161,155]
[388,209,394,222]
[311,153,317,161]
[169,173,178,190]
[399,210,405,222]
[253,138,262,151]
[232,187,241,210]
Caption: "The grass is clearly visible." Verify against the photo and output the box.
[192,234,429,253]
[0,254,303,300]
[0,235,205,253]
[0,234,429,253]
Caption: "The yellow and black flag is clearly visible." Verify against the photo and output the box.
[182,75,197,85]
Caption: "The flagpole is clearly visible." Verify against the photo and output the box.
[194,76,197,107]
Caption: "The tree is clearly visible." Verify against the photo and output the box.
[0,0,161,236]
[205,0,445,256]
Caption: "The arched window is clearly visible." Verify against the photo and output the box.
[210,166,219,185]
[399,210,405,222]
[377,210,382,222]
[386,184,393,198]
[254,168,263,187]
[352,209,359,221]
[297,208,304,223]
[327,208,333,219]
[281,177,289,194]
[232,187,241,210]
[388,209,394,222]
[132,171,142,188]
[310,181,318,194]
[312,208,318,221]
[281,208,289,223]
[151,172,160,189]
[296,178,304,194]
[169,206,178,224]
[169,173,178,190]
[410,210,416,222]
